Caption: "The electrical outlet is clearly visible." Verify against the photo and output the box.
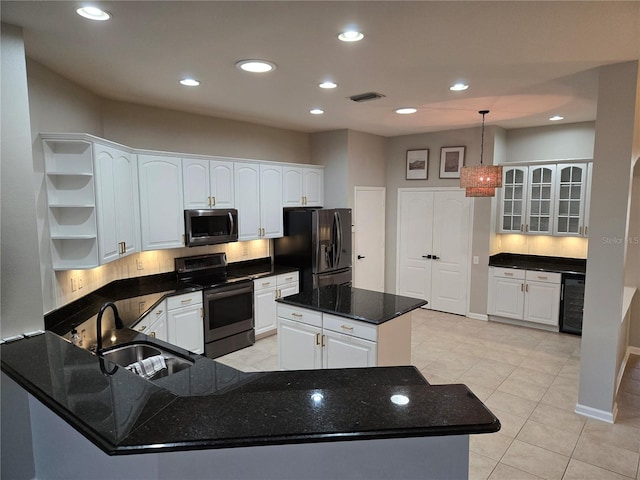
[473,256,479,265]
[78,277,83,289]
[136,258,144,270]
[71,277,77,292]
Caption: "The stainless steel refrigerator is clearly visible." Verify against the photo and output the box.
[274,208,352,292]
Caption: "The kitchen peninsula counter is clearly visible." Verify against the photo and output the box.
[2,327,499,479]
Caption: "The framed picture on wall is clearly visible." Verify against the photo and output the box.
[406,149,429,180]
[440,146,465,178]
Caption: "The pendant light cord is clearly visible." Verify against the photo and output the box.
[479,110,489,166]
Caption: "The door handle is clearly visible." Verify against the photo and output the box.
[422,255,432,259]
[357,255,365,260]
[432,255,440,260]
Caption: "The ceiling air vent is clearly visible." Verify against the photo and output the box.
[349,92,386,103]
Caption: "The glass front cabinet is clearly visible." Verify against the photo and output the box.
[498,162,590,237]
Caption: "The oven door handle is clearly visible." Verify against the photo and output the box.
[204,282,253,301]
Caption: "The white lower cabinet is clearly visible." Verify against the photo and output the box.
[133,301,167,342]
[166,292,204,354]
[254,272,299,338]
[277,304,409,370]
[488,267,561,327]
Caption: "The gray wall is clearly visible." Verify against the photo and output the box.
[347,130,387,208]
[578,61,640,419]
[102,100,309,164]
[310,130,349,208]
[505,122,595,162]
[1,25,45,337]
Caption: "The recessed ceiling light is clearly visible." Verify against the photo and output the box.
[310,108,324,115]
[395,108,417,115]
[235,60,276,73]
[319,82,338,89]
[549,115,564,121]
[180,78,200,87]
[338,30,364,42]
[450,83,469,91]
[76,6,111,21]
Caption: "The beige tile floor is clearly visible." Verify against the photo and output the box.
[217,308,640,480]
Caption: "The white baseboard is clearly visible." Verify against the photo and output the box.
[575,403,616,424]
[467,313,488,322]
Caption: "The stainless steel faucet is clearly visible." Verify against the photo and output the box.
[96,302,123,354]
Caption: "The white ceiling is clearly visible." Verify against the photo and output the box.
[2,1,639,137]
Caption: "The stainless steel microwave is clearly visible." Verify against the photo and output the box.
[184,209,238,247]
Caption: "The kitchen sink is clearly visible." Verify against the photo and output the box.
[100,342,194,380]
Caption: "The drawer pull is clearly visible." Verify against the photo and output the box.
[341,324,354,331]
[538,276,548,280]
[285,276,294,281]
[181,298,193,304]
[156,310,163,315]
[138,325,147,332]
[262,282,272,287]
[504,272,514,276]
[291,313,303,318]
[150,332,156,338]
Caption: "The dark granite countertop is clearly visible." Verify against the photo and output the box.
[489,253,587,275]
[1,331,500,455]
[45,258,298,337]
[276,285,428,325]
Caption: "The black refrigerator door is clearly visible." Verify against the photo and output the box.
[314,208,352,273]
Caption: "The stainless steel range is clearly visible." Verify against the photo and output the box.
[175,253,254,359]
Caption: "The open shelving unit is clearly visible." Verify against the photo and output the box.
[43,137,99,270]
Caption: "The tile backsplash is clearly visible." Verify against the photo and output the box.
[493,234,588,259]
[53,239,270,311]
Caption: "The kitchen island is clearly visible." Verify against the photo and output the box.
[276,284,427,369]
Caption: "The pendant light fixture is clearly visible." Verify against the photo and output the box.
[460,110,502,197]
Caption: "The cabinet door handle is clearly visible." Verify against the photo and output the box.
[521,283,524,292]
[525,284,529,292]
[321,334,325,347]
[340,324,354,331]
[156,310,163,315]
[422,255,432,259]
[579,226,583,235]
[316,333,320,345]
[525,224,529,232]
[150,332,156,338]
[138,325,147,332]
[211,196,216,206]
[200,307,203,318]
[276,289,281,298]
[432,255,440,260]
[357,255,366,260]
[208,196,212,207]
[520,224,524,232]
[585,226,588,236]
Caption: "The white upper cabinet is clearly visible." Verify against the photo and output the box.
[302,167,324,206]
[499,162,591,237]
[526,165,556,235]
[282,167,303,207]
[138,154,185,250]
[209,159,234,209]
[499,166,528,233]
[234,162,261,240]
[183,158,234,209]
[553,163,588,236]
[234,162,283,240]
[260,164,283,238]
[282,166,324,207]
[94,143,139,264]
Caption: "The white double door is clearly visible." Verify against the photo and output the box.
[397,189,471,315]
